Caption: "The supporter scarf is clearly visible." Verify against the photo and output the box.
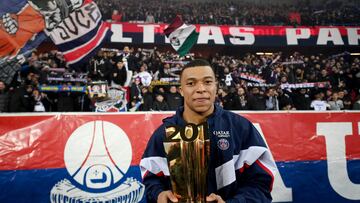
[39,85,87,93]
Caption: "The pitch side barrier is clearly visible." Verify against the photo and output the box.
[0,111,359,203]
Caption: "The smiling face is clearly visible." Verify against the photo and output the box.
[179,65,216,117]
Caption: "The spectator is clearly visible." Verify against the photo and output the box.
[265,88,279,110]
[32,89,46,112]
[216,88,227,108]
[121,46,138,71]
[140,86,153,111]
[353,95,360,110]
[224,67,233,87]
[2,47,359,112]
[343,97,352,110]
[152,93,169,111]
[248,87,266,110]
[311,92,330,111]
[0,80,9,112]
[233,87,249,110]
[120,46,131,65]
[165,85,183,110]
[318,69,330,82]
[292,88,311,110]
[57,91,75,112]
[8,84,34,112]
[89,51,112,81]
[328,92,344,110]
[97,0,360,26]
[289,11,301,25]
[77,93,92,112]
[224,87,238,110]
[277,88,295,110]
[111,9,122,22]
[130,77,142,102]
[133,63,152,87]
[158,63,179,80]
[129,99,142,111]
[337,90,346,100]
[145,12,155,23]
[110,61,127,87]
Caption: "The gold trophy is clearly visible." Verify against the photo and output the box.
[164,123,210,203]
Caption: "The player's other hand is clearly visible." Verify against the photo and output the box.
[206,193,225,203]
[157,190,179,203]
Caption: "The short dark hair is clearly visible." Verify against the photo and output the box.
[180,59,214,80]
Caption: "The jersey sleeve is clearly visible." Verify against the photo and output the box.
[139,125,171,202]
[227,118,277,203]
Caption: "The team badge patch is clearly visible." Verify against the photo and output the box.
[217,138,229,150]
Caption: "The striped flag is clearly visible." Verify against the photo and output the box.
[164,16,198,57]
[45,1,112,67]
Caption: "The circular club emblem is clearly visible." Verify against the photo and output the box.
[64,120,132,192]
[217,138,229,150]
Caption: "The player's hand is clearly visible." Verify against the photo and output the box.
[206,193,225,203]
[2,13,18,35]
[157,190,179,203]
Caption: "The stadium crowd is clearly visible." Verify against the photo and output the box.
[97,0,360,26]
[0,46,359,113]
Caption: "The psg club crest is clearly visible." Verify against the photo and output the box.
[50,120,144,203]
[217,138,229,151]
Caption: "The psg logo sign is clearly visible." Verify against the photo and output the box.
[50,121,144,203]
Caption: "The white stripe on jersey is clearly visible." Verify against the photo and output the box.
[139,156,169,179]
[215,146,277,189]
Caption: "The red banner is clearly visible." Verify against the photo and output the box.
[0,112,359,203]
[113,23,357,36]
[110,23,360,46]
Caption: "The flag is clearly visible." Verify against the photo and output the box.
[45,1,112,67]
[0,0,46,57]
[164,16,198,57]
